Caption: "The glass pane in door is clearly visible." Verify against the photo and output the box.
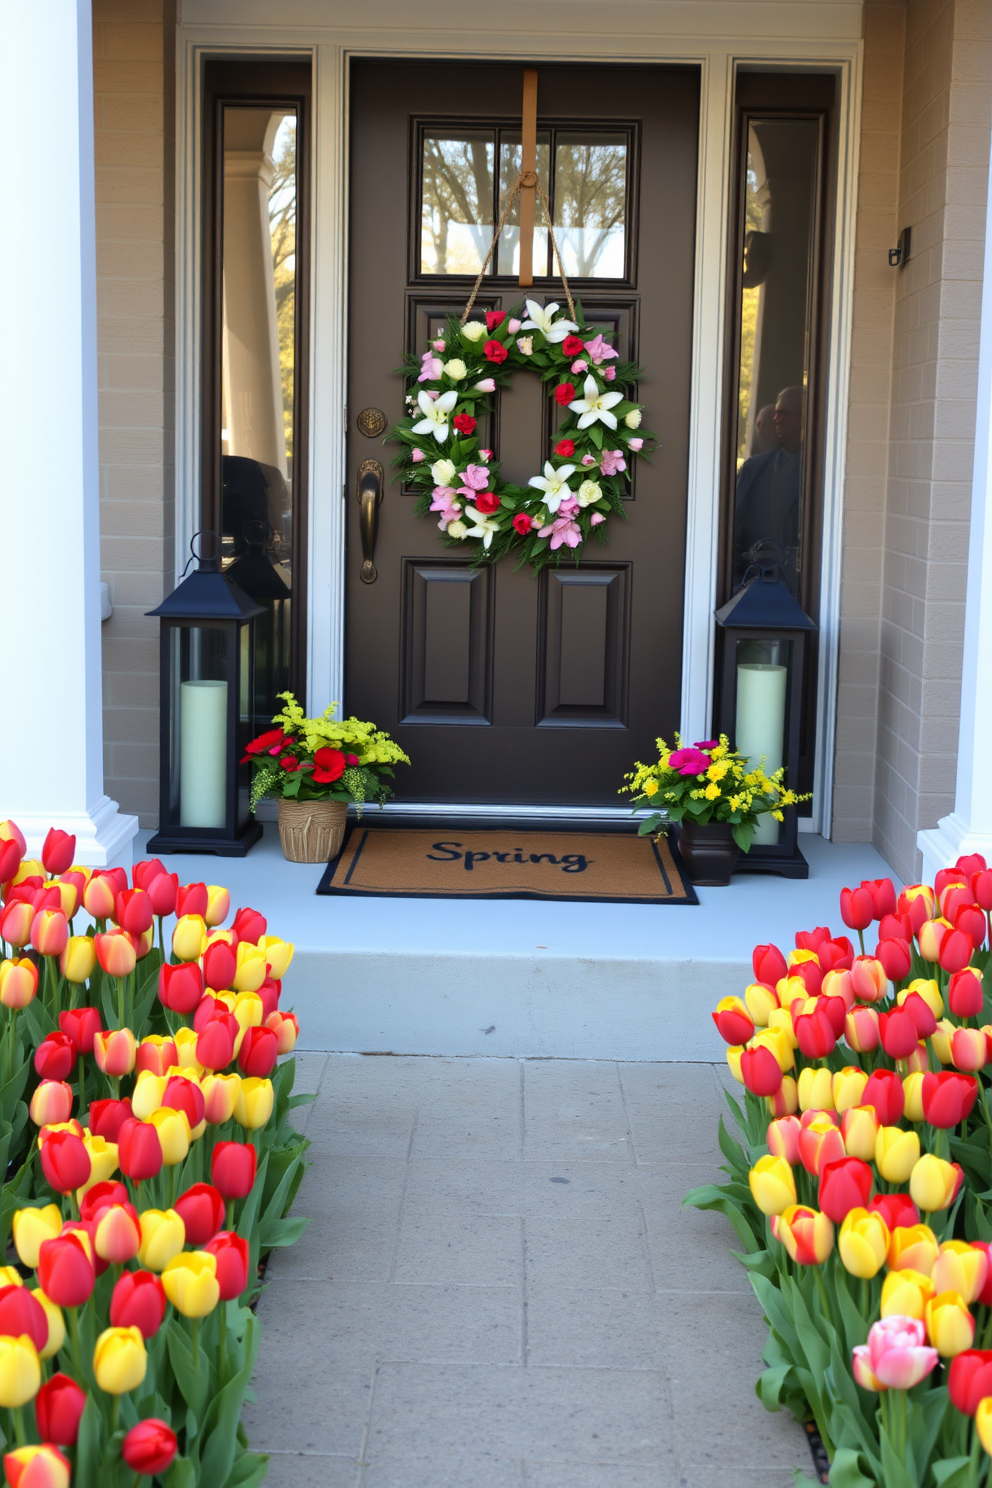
[553,132,627,278]
[420,130,495,274]
[496,131,551,275]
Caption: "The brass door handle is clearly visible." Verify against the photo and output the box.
[356,459,384,584]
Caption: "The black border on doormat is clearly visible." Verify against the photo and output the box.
[315,826,699,905]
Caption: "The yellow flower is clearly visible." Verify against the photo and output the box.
[703,783,721,801]
[162,1252,220,1318]
[772,810,784,822]
[93,1326,147,1394]
[707,761,729,781]
[644,780,658,796]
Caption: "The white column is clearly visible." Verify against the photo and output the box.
[0,0,137,867]
[918,121,992,883]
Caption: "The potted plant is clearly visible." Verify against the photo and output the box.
[243,692,410,862]
[621,733,809,885]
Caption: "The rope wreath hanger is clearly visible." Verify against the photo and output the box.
[460,171,576,326]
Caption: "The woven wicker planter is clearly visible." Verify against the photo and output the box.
[277,799,348,863]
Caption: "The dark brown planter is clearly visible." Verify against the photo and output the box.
[676,819,742,886]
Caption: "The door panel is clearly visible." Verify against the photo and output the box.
[347,61,699,806]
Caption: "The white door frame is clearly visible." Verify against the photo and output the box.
[175,8,862,833]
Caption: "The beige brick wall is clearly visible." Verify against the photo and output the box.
[93,0,176,828]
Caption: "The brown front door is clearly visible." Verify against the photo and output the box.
[347,61,699,806]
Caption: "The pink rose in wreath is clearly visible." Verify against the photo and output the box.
[311,748,347,785]
[538,516,582,551]
[583,333,619,365]
[599,449,627,477]
[458,464,490,493]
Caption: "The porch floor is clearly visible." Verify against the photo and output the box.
[244,1051,815,1487]
[142,826,896,1060]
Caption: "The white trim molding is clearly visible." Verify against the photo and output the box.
[175,6,862,833]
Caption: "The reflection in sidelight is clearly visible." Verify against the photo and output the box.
[421,131,495,274]
[220,106,296,718]
[731,119,820,596]
[553,133,627,278]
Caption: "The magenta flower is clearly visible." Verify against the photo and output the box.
[430,487,462,524]
[457,464,490,493]
[538,516,582,551]
[557,496,580,518]
[603,367,616,381]
[590,512,606,526]
[583,333,619,365]
[694,740,719,750]
[857,1316,938,1391]
[668,747,712,777]
[600,449,627,477]
[571,359,588,374]
[418,352,443,382]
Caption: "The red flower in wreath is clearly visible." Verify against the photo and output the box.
[554,383,575,406]
[561,335,584,356]
[452,413,476,435]
[241,727,285,763]
[312,748,346,784]
[554,439,575,457]
[474,492,501,515]
[484,340,509,364]
[512,513,532,536]
[485,311,506,330]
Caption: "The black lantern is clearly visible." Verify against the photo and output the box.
[146,534,264,857]
[714,559,817,878]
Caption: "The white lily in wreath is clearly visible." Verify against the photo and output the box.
[528,461,576,514]
[520,299,578,344]
[568,375,624,431]
[464,506,501,549]
[411,389,458,442]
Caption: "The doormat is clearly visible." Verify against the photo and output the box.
[315,829,698,904]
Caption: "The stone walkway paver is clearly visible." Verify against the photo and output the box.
[243,1055,813,1486]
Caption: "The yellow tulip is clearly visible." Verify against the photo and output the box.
[887,1223,939,1276]
[131,1070,168,1121]
[234,1077,274,1131]
[901,977,943,1019]
[910,1154,960,1213]
[173,1027,201,1069]
[172,914,206,963]
[93,1326,147,1394]
[838,1208,889,1279]
[147,1107,190,1167]
[258,934,294,980]
[766,1075,799,1118]
[832,1067,868,1114]
[11,860,44,886]
[748,1154,797,1217]
[933,1240,989,1304]
[201,1071,241,1125]
[59,936,96,983]
[233,990,264,1031]
[0,1334,40,1407]
[797,1066,834,1113]
[137,1209,186,1272]
[925,1290,975,1357]
[12,1205,62,1269]
[840,1105,879,1161]
[3,1447,69,1488]
[0,1270,22,1290]
[161,1251,220,1318]
[931,1019,956,1065]
[977,1397,992,1453]
[32,1289,65,1360]
[79,1134,118,1195]
[776,975,809,1012]
[903,1071,927,1123]
[726,1046,744,1084]
[744,982,779,1027]
[767,1006,798,1050]
[875,1126,921,1184]
[232,943,267,994]
[204,885,230,927]
[881,1267,934,1320]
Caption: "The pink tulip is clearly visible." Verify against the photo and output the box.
[861,1315,939,1390]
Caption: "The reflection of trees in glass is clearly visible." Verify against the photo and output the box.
[268,116,296,475]
[421,134,494,273]
[497,136,550,275]
[554,136,626,277]
[737,163,764,464]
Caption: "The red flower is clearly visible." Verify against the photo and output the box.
[474,492,501,515]
[122,1419,177,1477]
[554,439,575,457]
[206,1231,251,1300]
[238,1025,279,1079]
[312,747,346,784]
[452,413,477,435]
[554,383,575,406]
[485,311,506,330]
[949,1350,992,1416]
[819,1156,873,1224]
[35,1372,87,1446]
[241,727,284,763]
[512,513,532,536]
[174,1182,225,1246]
[561,335,584,356]
[484,340,509,364]
[280,755,300,771]
[110,1270,167,1340]
[232,907,267,945]
[346,753,359,765]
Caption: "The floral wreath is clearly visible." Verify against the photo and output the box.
[389,297,651,573]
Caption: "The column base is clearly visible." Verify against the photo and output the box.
[12,796,140,871]
[918,813,992,885]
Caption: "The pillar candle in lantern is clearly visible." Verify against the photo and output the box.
[736,662,787,845]
[180,680,228,828]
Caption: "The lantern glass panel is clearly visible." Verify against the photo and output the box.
[733,635,794,847]
[168,624,233,832]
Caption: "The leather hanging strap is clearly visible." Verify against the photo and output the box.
[518,69,539,288]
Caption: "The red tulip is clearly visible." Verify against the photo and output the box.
[102,866,128,895]
[739,1044,783,1098]
[176,882,209,919]
[819,1156,873,1223]
[212,1139,257,1199]
[795,1004,837,1059]
[0,1285,49,1353]
[37,1232,95,1307]
[818,994,847,1038]
[972,1242,992,1306]
[879,911,913,943]
[80,1180,129,1223]
[0,900,34,947]
[57,1007,102,1056]
[122,1419,177,1476]
[238,1025,279,1078]
[869,1192,919,1230]
[948,1350,992,1416]
[817,937,854,972]
[876,937,912,982]
[863,877,897,920]
[861,1069,905,1125]
[110,1269,166,1339]
[941,883,975,923]
[174,1183,225,1245]
[711,1001,754,1046]
[972,871,992,911]
[132,859,166,891]
[29,1081,73,1129]
[42,829,76,876]
[193,993,225,1032]
[921,1070,979,1128]
[940,929,975,973]
[267,1009,299,1054]
[259,976,281,1021]
[31,909,69,957]
[879,1007,920,1060]
[94,929,136,978]
[900,990,937,1038]
[840,886,874,932]
[752,944,787,985]
[93,1203,141,1264]
[935,867,967,897]
[162,1074,205,1130]
[158,961,203,1015]
[136,1039,178,1077]
[145,871,178,918]
[790,960,823,998]
[205,1230,250,1299]
[39,1129,91,1194]
[117,1117,164,1181]
[82,871,116,921]
[196,1011,238,1071]
[0,837,22,884]
[958,853,988,877]
[232,906,267,945]
[202,939,237,993]
[113,888,153,935]
[850,956,887,1003]
[34,1033,76,1082]
[34,1372,87,1446]
[87,1098,133,1144]
[956,904,987,946]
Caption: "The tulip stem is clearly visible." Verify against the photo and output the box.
[110,1394,120,1436]
[78,1056,86,1124]
[116,977,125,1029]
[190,1316,201,1371]
[67,1305,85,1383]
[813,1268,834,1331]
[860,1278,870,1320]
[11,1406,25,1447]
